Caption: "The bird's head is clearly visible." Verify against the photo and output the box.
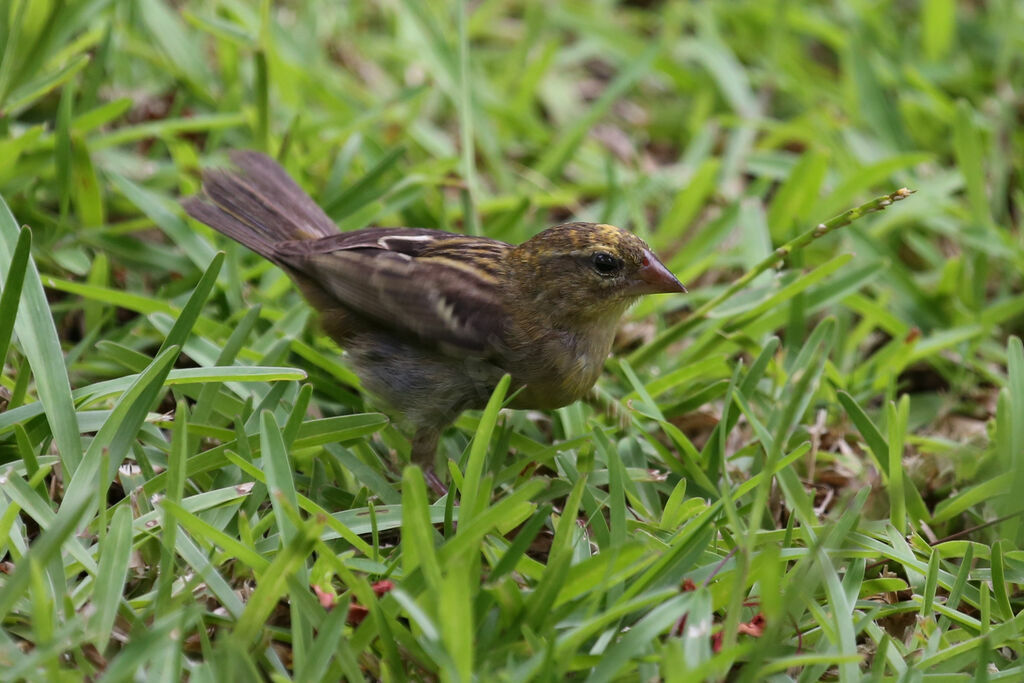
[508,222,686,325]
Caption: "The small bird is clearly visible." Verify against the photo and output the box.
[184,151,685,492]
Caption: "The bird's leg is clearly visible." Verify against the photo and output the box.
[424,470,447,497]
[411,427,447,495]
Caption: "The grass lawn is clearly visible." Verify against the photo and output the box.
[1,0,1023,679]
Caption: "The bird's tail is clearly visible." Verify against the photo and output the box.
[182,151,338,260]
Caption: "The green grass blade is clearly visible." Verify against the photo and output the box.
[89,504,133,648]
[460,373,510,526]
[230,516,321,646]
[0,198,82,472]
[0,225,30,369]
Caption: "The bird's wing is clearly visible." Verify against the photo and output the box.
[274,229,511,352]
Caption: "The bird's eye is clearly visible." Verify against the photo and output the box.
[591,251,622,276]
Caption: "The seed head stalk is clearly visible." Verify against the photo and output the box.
[630,188,915,366]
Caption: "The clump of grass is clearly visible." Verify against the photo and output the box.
[1,1,1022,679]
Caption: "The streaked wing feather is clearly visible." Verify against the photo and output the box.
[274,230,511,352]
[276,227,459,256]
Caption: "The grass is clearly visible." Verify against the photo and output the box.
[1,0,1023,679]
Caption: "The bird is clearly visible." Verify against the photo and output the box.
[183,151,686,493]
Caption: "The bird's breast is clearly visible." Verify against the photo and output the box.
[506,325,615,410]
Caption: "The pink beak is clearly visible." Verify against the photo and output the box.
[634,249,687,294]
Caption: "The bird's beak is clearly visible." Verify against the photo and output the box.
[633,249,687,295]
